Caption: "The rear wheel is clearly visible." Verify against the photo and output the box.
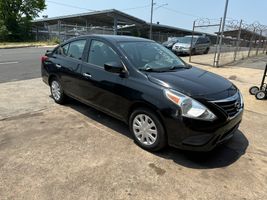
[50,78,66,104]
[191,48,196,55]
[249,86,260,95]
[129,108,166,151]
[255,91,266,100]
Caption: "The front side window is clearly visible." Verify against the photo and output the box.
[67,40,87,60]
[119,41,186,72]
[88,40,121,67]
[56,43,69,56]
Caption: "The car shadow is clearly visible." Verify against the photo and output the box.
[155,130,248,169]
[64,98,249,169]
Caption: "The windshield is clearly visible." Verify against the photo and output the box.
[119,41,186,72]
[178,37,197,44]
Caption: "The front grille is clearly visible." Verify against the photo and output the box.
[213,93,242,118]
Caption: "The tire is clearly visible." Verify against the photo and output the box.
[129,108,167,152]
[255,91,266,100]
[249,86,260,95]
[204,47,209,54]
[50,78,66,104]
[191,48,196,55]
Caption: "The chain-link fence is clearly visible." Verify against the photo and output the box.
[34,23,188,44]
[34,23,113,42]
[188,18,222,66]
[189,18,267,67]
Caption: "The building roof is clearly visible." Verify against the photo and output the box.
[218,29,266,40]
[33,9,146,27]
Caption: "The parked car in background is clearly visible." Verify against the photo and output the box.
[41,35,243,152]
[162,37,181,50]
[172,35,211,55]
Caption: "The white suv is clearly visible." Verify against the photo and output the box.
[172,35,211,55]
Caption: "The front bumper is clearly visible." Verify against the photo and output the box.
[172,47,190,54]
[161,108,243,151]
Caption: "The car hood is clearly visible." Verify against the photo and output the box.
[147,66,237,100]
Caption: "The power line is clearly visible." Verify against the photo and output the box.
[122,5,151,11]
[161,7,202,18]
[46,0,96,11]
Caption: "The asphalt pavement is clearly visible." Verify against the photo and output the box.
[0,47,52,83]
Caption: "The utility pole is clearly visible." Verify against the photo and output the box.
[149,0,154,39]
[215,0,229,67]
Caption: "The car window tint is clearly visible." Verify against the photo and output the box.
[56,43,69,56]
[88,40,121,67]
[67,40,86,60]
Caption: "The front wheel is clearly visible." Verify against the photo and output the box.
[255,91,266,100]
[129,108,167,151]
[204,47,209,54]
[50,78,66,104]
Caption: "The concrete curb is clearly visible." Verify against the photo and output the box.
[0,45,56,49]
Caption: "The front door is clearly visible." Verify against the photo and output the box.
[79,39,128,119]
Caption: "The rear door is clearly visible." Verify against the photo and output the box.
[195,38,204,53]
[54,39,87,98]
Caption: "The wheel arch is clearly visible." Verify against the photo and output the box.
[48,74,59,86]
[127,101,168,139]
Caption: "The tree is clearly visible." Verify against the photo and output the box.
[0,0,46,41]
[0,19,8,40]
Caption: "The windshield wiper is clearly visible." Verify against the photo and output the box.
[168,65,187,70]
[139,65,186,73]
[139,66,157,72]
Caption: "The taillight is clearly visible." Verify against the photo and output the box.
[41,56,48,63]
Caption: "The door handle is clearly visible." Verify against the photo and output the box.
[83,72,92,78]
[55,64,62,68]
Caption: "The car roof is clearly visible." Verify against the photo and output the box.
[74,34,153,43]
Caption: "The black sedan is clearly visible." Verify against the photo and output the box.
[41,35,244,152]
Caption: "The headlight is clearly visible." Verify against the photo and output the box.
[164,89,217,121]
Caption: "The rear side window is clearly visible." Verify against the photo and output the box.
[88,40,121,68]
[67,40,87,60]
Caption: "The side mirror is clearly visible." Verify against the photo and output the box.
[104,61,124,74]
[45,50,53,57]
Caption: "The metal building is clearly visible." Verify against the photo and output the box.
[32,9,214,43]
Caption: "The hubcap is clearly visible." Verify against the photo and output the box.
[51,81,61,101]
[257,92,265,99]
[251,88,259,94]
[133,114,157,146]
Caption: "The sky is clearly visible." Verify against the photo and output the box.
[38,0,267,30]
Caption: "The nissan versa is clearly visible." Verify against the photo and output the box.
[41,35,244,152]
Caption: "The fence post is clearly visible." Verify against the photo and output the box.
[58,20,61,41]
[213,18,222,67]
[256,30,262,55]
[233,20,242,61]
[189,21,195,63]
[113,16,118,35]
[248,28,256,57]
[263,39,267,54]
